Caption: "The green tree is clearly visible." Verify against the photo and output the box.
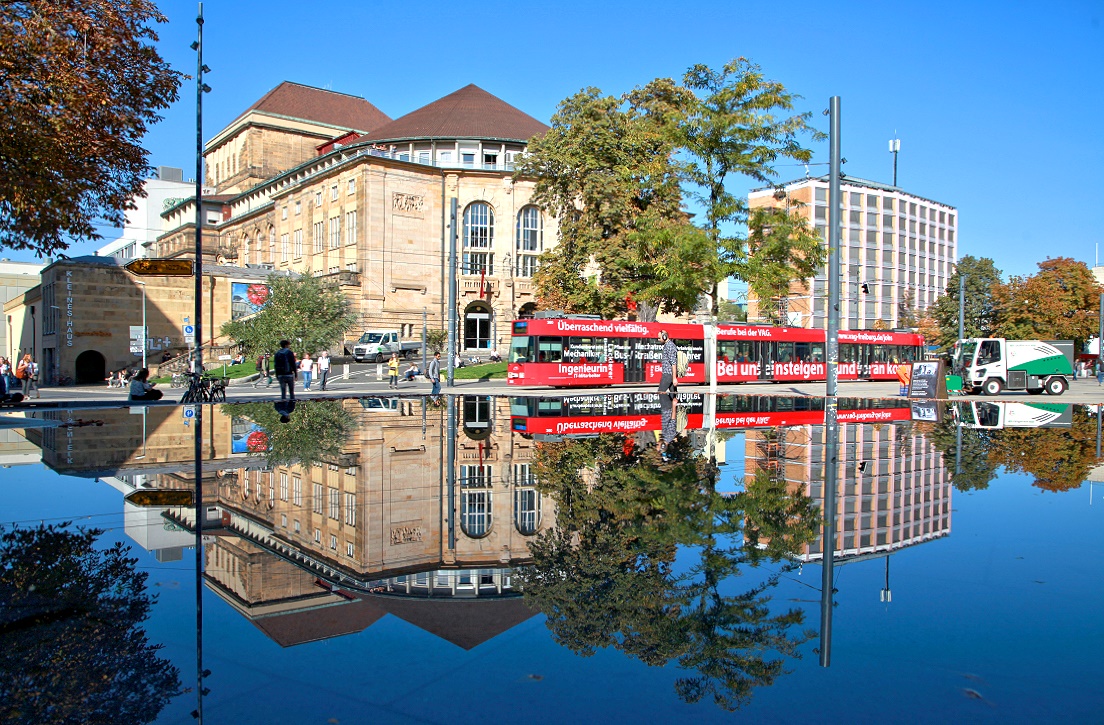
[518,432,816,711]
[0,524,182,723]
[0,1,182,256]
[221,399,355,468]
[993,257,1102,350]
[930,256,1002,349]
[426,329,448,354]
[518,82,717,320]
[220,274,358,357]
[680,58,822,317]
[740,201,825,324]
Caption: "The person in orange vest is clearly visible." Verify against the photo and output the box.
[896,359,911,396]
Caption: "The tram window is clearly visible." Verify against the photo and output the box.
[510,336,534,363]
[900,345,918,361]
[840,344,858,362]
[795,342,811,361]
[537,338,564,362]
[564,337,607,363]
[777,342,795,362]
[810,342,824,362]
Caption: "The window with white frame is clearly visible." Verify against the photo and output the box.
[345,210,357,245]
[331,184,339,201]
[294,519,301,533]
[514,487,540,535]
[295,200,301,215]
[280,473,288,501]
[314,528,321,543]
[516,206,542,277]
[329,488,339,520]
[312,483,323,514]
[313,221,324,254]
[268,229,275,260]
[346,542,354,557]
[460,464,493,538]
[347,178,356,195]
[294,229,303,258]
[344,492,356,526]
[281,513,287,527]
[329,216,340,249]
[280,233,289,262]
[315,191,322,206]
[293,477,302,506]
[281,206,288,220]
[330,535,337,550]
[463,202,494,274]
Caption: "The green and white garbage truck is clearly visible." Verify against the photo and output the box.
[952,338,1073,396]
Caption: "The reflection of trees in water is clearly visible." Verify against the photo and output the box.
[517,434,818,711]
[925,407,1102,493]
[0,524,182,724]
[221,400,355,468]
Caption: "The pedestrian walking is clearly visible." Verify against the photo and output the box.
[253,353,272,388]
[128,368,163,401]
[273,340,297,400]
[16,354,39,398]
[427,351,442,399]
[1096,360,1103,387]
[317,351,331,390]
[299,352,315,391]
[656,331,678,398]
[388,352,400,389]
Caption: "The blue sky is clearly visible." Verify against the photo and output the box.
[19,0,1104,280]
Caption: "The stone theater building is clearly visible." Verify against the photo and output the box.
[154,81,555,354]
[8,81,555,383]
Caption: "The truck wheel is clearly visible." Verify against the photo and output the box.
[405,349,416,360]
[375,353,385,364]
[982,378,1003,396]
[1045,376,1067,395]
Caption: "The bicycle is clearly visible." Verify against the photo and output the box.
[170,372,186,388]
[180,373,228,403]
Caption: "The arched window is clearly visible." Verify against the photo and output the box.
[460,464,493,538]
[268,227,275,263]
[515,206,542,278]
[464,301,492,350]
[463,202,494,274]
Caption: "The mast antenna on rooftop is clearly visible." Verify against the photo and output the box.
[889,133,900,187]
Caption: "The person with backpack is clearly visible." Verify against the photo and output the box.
[16,354,39,398]
[657,330,678,399]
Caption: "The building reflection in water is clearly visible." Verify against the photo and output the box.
[7,392,977,710]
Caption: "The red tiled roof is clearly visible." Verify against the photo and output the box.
[360,84,548,143]
[235,82,391,134]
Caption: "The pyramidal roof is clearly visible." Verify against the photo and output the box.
[237,81,391,134]
[359,84,548,144]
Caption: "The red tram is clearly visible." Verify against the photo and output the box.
[507,316,924,388]
[509,393,913,437]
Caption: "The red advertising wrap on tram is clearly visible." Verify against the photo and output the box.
[507,317,924,388]
[509,393,913,437]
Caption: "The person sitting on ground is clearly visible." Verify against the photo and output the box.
[403,362,421,382]
[232,352,245,365]
[129,368,163,401]
[489,350,502,363]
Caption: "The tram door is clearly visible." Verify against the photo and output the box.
[623,338,646,383]
[761,341,777,381]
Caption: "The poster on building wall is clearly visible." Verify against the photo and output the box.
[231,417,269,454]
[231,283,271,320]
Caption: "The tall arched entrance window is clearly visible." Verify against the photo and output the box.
[462,202,494,275]
[464,301,492,350]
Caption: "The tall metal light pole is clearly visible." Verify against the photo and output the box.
[821,95,842,668]
[136,281,147,369]
[958,274,965,341]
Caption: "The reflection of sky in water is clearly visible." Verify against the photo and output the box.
[2,399,1102,723]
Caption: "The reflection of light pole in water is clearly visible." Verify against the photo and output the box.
[880,555,892,604]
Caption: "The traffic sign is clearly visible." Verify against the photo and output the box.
[124,489,195,507]
[182,405,197,419]
[183,324,195,345]
[125,258,195,276]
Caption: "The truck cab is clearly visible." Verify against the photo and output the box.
[954,338,1071,396]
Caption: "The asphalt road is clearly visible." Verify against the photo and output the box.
[11,365,1104,409]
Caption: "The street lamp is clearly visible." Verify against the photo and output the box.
[135,281,147,369]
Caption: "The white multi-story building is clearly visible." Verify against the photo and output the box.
[96,167,198,261]
[748,176,958,330]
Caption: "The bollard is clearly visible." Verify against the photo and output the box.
[376,363,383,381]
[343,363,350,381]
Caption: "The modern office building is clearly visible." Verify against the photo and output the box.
[96,167,200,262]
[747,176,958,330]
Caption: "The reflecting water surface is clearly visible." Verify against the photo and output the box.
[1,395,1102,723]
